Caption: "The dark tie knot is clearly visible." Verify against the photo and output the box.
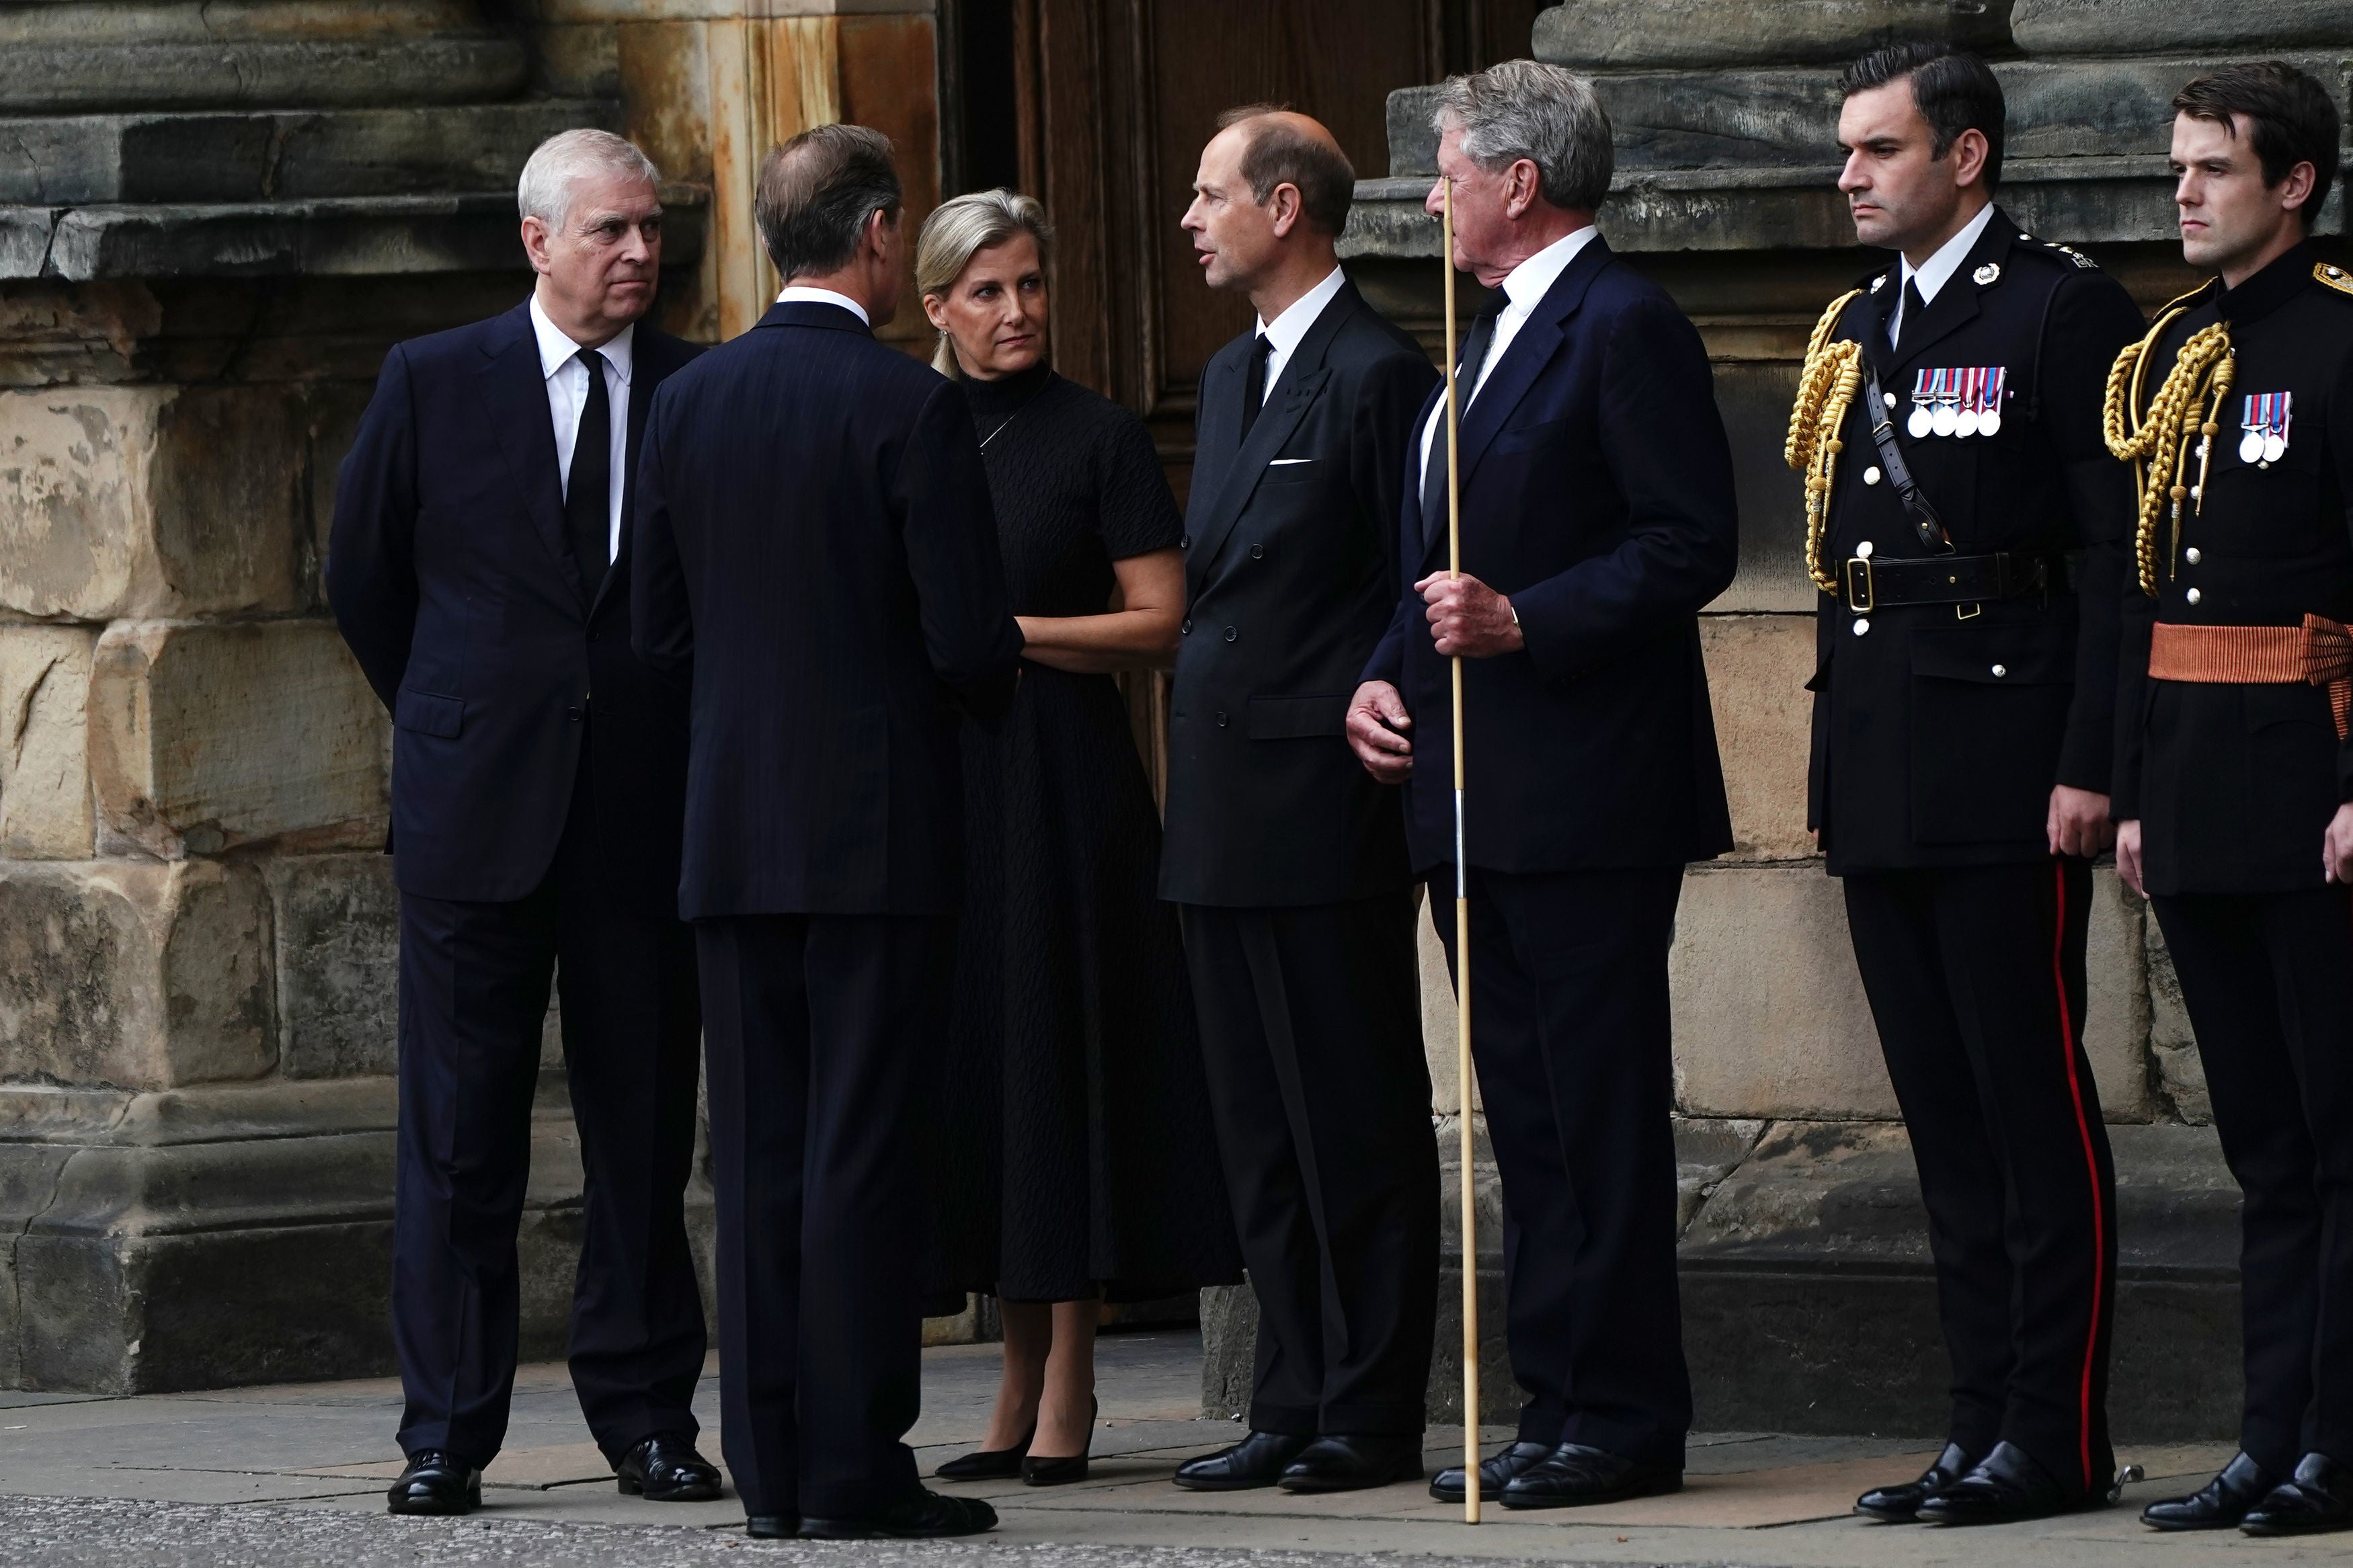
[576,347,608,378]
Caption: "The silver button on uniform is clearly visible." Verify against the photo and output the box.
[1853,618,1872,636]
[2185,547,2202,565]
[1864,466,1882,486]
[1991,665,2007,678]
[2186,587,2203,605]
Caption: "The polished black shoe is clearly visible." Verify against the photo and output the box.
[1431,1441,1555,1505]
[386,1450,481,1516]
[936,1425,1034,1481]
[2242,1452,2353,1536]
[1172,1430,1312,1491]
[798,1487,998,1539]
[1278,1433,1425,1493]
[616,1432,722,1501]
[2141,1451,2276,1531]
[1856,1442,1979,1523]
[1917,1441,2091,1526]
[1023,1397,1096,1487]
[1500,1443,1682,1510]
[745,1515,799,1539]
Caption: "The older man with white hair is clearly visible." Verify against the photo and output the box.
[329,128,717,1516]
[1347,60,1739,1510]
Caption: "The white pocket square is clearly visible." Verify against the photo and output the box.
[1269,458,1315,466]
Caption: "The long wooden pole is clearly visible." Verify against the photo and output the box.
[1441,175,1479,1528]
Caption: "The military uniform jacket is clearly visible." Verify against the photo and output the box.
[2112,243,2353,894]
[1158,279,1438,907]
[1804,207,2144,873]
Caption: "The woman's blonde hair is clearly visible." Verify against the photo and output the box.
[915,188,1053,376]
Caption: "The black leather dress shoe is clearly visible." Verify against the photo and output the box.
[2242,1452,2353,1536]
[1856,1442,1979,1522]
[798,1487,998,1539]
[617,1433,722,1501]
[1278,1433,1425,1493]
[936,1425,1033,1481]
[1500,1443,1682,1510]
[1023,1395,1096,1487]
[1172,1430,1312,1491]
[2141,1451,2276,1530]
[745,1515,799,1539]
[1431,1441,1555,1504]
[1917,1441,2090,1526]
[386,1450,481,1516]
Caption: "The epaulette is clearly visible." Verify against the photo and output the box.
[2009,227,2102,271]
[2315,261,2353,299]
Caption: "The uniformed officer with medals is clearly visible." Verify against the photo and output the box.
[1786,43,2145,1525]
[2112,62,2353,1539]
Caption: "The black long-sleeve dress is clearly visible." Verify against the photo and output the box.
[926,362,1243,1304]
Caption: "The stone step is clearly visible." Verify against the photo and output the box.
[0,101,623,206]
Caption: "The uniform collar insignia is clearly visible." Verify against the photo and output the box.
[1972,261,2001,286]
[1870,274,1887,293]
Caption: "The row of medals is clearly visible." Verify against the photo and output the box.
[1906,368,2005,441]
[1907,395,2001,440]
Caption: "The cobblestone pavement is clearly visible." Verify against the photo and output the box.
[0,1331,2309,1568]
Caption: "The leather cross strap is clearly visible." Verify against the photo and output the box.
[1864,361,1952,551]
[2149,614,2353,738]
[1840,551,2063,612]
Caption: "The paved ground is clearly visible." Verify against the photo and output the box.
[0,1330,2321,1566]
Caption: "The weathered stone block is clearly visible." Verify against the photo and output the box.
[1671,862,1893,1120]
[88,620,387,860]
[0,385,307,619]
[266,853,399,1079]
[1534,0,2014,71]
[2013,0,2353,54]
[2143,906,2212,1124]
[1701,614,1814,859]
[0,624,97,859]
[0,858,275,1091]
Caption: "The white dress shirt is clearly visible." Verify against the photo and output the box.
[530,294,635,561]
[776,284,871,325]
[1420,223,1600,484]
[1253,265,1347,403]
[1887,200,1995,344]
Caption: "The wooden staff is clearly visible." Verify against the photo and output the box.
[1441,173,1480,1527]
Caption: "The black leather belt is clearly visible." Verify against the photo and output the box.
[1838,551,2064,611]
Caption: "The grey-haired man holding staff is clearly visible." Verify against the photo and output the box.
[1349,61,1739,1510]
[633,124,1022,1540]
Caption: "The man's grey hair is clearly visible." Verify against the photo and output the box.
[518,129,661,232]
[1429,60,1613,212]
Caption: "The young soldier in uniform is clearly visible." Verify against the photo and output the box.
[1786,43,2145,1524]
[2112,63,2353,1538]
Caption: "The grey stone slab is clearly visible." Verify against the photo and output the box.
[1533,0,2014,71]
[0,40,528,117]
[265,856,399,1079]
[0,103,622,206]
[2015,0,2353,55]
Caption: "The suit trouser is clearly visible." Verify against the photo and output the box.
[2150,886,2353,1472]
[1179,892,1437,1437]
[1842,859,2116,1493]
[393,755,706,1467]
[1431,864,1691,1467]
[695,912,947,1520]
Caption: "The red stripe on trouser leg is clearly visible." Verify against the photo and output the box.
[2051,861,2103,1492]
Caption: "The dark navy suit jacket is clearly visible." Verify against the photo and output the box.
[1363,235,1739,872]
[631,300,1023,919]
[328,301,703,913]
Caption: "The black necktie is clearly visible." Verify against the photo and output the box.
[564,348,611,591]
[1420,295,1507,546]
[1239,334,1273,443]
[1895,278,1929,356]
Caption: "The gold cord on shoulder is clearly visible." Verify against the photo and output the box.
[2104,306,2232,595]
[1786,289,1867,594]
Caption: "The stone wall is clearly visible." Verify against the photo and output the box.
[1283,0,2353,1439]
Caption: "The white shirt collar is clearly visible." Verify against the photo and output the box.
[1500,224,1599,316]
[776,285,871,325]
[1255,265,1347,354]
[529,292,634,382]
[1900,200,1996,308]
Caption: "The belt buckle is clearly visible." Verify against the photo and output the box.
[1845,556,1876,613]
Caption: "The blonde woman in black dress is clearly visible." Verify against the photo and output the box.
[917,190,1240,1485]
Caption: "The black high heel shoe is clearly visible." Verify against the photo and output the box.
[1022,1397,1096,1487]
[936,1422,1036,1481]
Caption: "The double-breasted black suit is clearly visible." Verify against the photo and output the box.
[1798,206,2143,1496]
[632,298,1021,1522]
[2113,244,2353,1479]
[1162,277,1441,1439]
[328,300,708,1471]
[1361,232,1737,1468]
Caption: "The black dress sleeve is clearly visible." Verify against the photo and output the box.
[1091,403,1183,561]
